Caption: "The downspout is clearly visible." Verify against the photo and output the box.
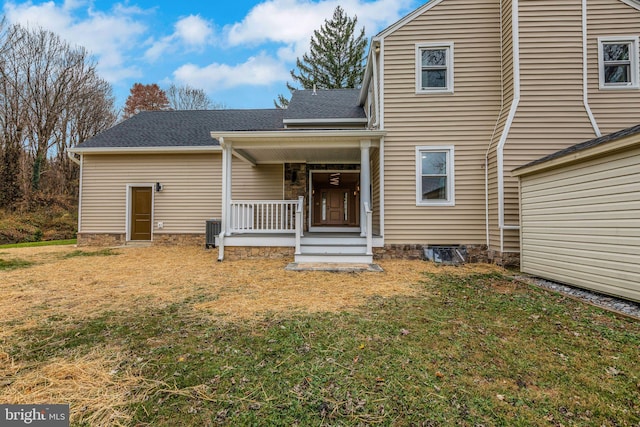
[372,39,381,129]
[485,0,505,249]
[582,0,601,137]
[497,0,522,253]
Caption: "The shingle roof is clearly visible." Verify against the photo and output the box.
[284,89,366,121]
[78,109,285,149]
[514,122,640,171]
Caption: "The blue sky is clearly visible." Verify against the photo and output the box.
[2,0,423,111]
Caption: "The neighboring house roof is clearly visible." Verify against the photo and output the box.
[77,109,284,149]
[513,123,640,175]
[284,89,366,123]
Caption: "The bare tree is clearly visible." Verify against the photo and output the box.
[0,20,24,208]
[0,21,116,204]
[166,84,224,110]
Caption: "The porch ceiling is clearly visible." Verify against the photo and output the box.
[212,129,385,165]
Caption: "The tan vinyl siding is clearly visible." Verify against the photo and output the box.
[587,0,640,134]
[80,153,220,235]
[232,164,284,200]
[382,0,502,245]
[520,145,640,302]
[81,154,285,236]
[502,0,600,252]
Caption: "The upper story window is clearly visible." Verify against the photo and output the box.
[598,37,639,90]
[416,146,455,206]
[416,42,454,94]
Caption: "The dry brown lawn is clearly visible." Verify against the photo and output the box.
[0,245,505,425]
[1,245,504,334]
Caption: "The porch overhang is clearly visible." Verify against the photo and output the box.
[210,129,385,164]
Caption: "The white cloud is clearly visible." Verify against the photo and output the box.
[175,15,212,46]
[3,1,147,82]
[144,14,213,62]
[173,53,289,91]
[226,0,415,59]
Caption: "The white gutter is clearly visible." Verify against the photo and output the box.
[67,151,81,165]
[69,146,222,154]
[496,0,522,253]
[283,118,368,125]
[582,0,602,137]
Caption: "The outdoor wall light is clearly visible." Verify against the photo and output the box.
[155,182,163,192]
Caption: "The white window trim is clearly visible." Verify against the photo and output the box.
[415,42,454,94]
[597,36,639,90]
[415,146,455,207]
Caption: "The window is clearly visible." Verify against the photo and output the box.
[416,146,455,206]
[416,42,454,94]
[598,37,639,89]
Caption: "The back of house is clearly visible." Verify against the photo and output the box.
[73,0,640,266]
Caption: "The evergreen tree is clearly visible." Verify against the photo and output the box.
[275,6,367,108]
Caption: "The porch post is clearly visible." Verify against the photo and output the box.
[360,140,372,237]
[221,138,233,235]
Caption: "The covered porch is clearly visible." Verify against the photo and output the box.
[210,130,385,263]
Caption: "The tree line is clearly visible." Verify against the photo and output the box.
[0,19,116,211]
[0,19,221,213]
[0,5,366,214]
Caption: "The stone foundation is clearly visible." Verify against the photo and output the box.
[487,249,520,268]
[153,233,205,246]
[374,244,494,264]
[77,233,205,247]
[224,246,295,261]
[77,233,126,247]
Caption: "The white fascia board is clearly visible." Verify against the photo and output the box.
[376,0,446,39]
[211,129,386,140]
[619,0,640,11]
[282,118,368,125]
[69,146,222,154]
[359,38,379,105]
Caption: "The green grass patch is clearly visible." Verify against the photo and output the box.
[0,239,77,249]
[0,257,34,270]
[63,248,119,258]
[6,272,640,426]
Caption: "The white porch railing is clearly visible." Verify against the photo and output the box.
[230,200,299,233]
[364,201,373,255]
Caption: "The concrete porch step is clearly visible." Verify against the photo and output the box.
[294,253,373,264]
[299,243,367,255]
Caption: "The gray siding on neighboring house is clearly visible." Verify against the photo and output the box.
[519,144,640,302]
